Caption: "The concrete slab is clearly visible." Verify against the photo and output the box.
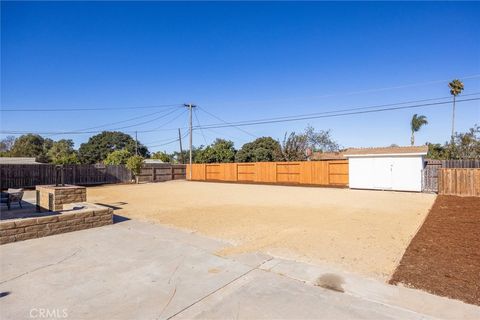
[1,219,479,320]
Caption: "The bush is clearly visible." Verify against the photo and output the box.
[104,149,132,165]
[126,155,144,183]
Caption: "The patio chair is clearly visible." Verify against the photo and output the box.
[1,188,24,210]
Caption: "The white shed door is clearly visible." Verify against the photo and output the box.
[372,157,393,190]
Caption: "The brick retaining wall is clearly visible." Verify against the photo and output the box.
[36,185,87,211]
[0,203,113,245]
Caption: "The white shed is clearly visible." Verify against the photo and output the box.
[344,146,428,192]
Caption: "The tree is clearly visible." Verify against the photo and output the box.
[9,134,51,162]
[104,149,132,165]
[126,155,144,183]
[172,147,200,164]
[448,124,480,159]
[304,126,340,152]
[194,139,236,163]
[235,137,282,162]
[0,136,16,153]
[279,126,339,161]
[410,114,428,146]
[426,143,448,160]
[151,151,172,163]
[426,124,479,160]
[448,79,464,141]
[281,132,307,161]
[47,139,80,164]
[78,131,149,164]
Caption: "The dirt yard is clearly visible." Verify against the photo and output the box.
[87,181,436,279]
[390,195,480,306]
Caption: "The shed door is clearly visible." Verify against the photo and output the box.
[372,157,393,190]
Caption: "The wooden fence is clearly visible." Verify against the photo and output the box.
[137,164,186,183]
[422,159,480,193]
[187,160,349,187]
[438,168,480,196]
[0,164,132,189]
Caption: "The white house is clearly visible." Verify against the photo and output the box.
[344,146,428,192]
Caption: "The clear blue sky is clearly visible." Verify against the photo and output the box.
[1,1,479,153]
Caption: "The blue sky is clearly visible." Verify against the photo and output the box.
[1,1,479,153]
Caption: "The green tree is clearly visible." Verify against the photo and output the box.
[151,151,172,163]
[235,137,282,162]
[448,79,464,141]
[78,131,149,164]
[126,155,144,183]
[9,134,51,162]
[410,114,428,146]
[48,139,80,164]
[195,139,236,163]
[426,143,448,160]
[448,124,480,159]
[104,149,132,165]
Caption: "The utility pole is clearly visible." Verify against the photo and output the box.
[178,128,184,164]
[135,131,138,156]
[184,103,196,180]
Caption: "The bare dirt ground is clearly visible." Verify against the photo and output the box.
[87,181,436,279]
[390,195,480,306]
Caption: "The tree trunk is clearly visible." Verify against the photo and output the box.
[411,130,415,146]
[451,95,456,143]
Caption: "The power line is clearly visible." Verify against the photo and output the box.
[2,95,478,135]
[197,106,257,138]
[46,106,179,137]
[145,132,189,149]
[193,108,208,145]
[195,97,480,130]
[207,74,480,106]
[200,93,480,127]
[0,103,184,112]
[137,109,188,133]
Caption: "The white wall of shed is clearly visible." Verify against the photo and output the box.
[348,156,424,192]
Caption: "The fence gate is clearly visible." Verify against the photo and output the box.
[422,167,438,192]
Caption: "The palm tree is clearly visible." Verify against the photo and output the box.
[448,79,464,141]
[410,114,428,146]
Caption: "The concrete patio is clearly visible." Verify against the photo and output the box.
[0,218,479,320]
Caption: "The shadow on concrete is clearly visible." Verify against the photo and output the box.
[94,202,126,211]
[113,214,130,224]
[0,292,11,298]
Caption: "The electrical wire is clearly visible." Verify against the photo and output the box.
[195,97,480,130]
[0,103,184,112]
[2,95,478,135]
[197,106,257,138]
[193,108,208,145]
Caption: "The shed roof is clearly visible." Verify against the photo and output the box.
[0,157,41,164]
[344,146,428,157]
[310,151,345,160]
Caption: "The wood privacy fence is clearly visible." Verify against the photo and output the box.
[438,168,480,196]
[0,164,132,189]
[187,160,349,187]
[422,159,480,193]
[137,164,186,183]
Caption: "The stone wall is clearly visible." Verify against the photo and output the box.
[36,185,87,211]
[0,203,112,245]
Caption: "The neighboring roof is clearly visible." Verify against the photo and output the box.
[144,159,164,164]
[344,146,428,157]
[310,151,345,160]
[0,157,41,164]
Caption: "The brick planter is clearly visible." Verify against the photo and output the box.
[0,203,113,245]
[36,185,86,211]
